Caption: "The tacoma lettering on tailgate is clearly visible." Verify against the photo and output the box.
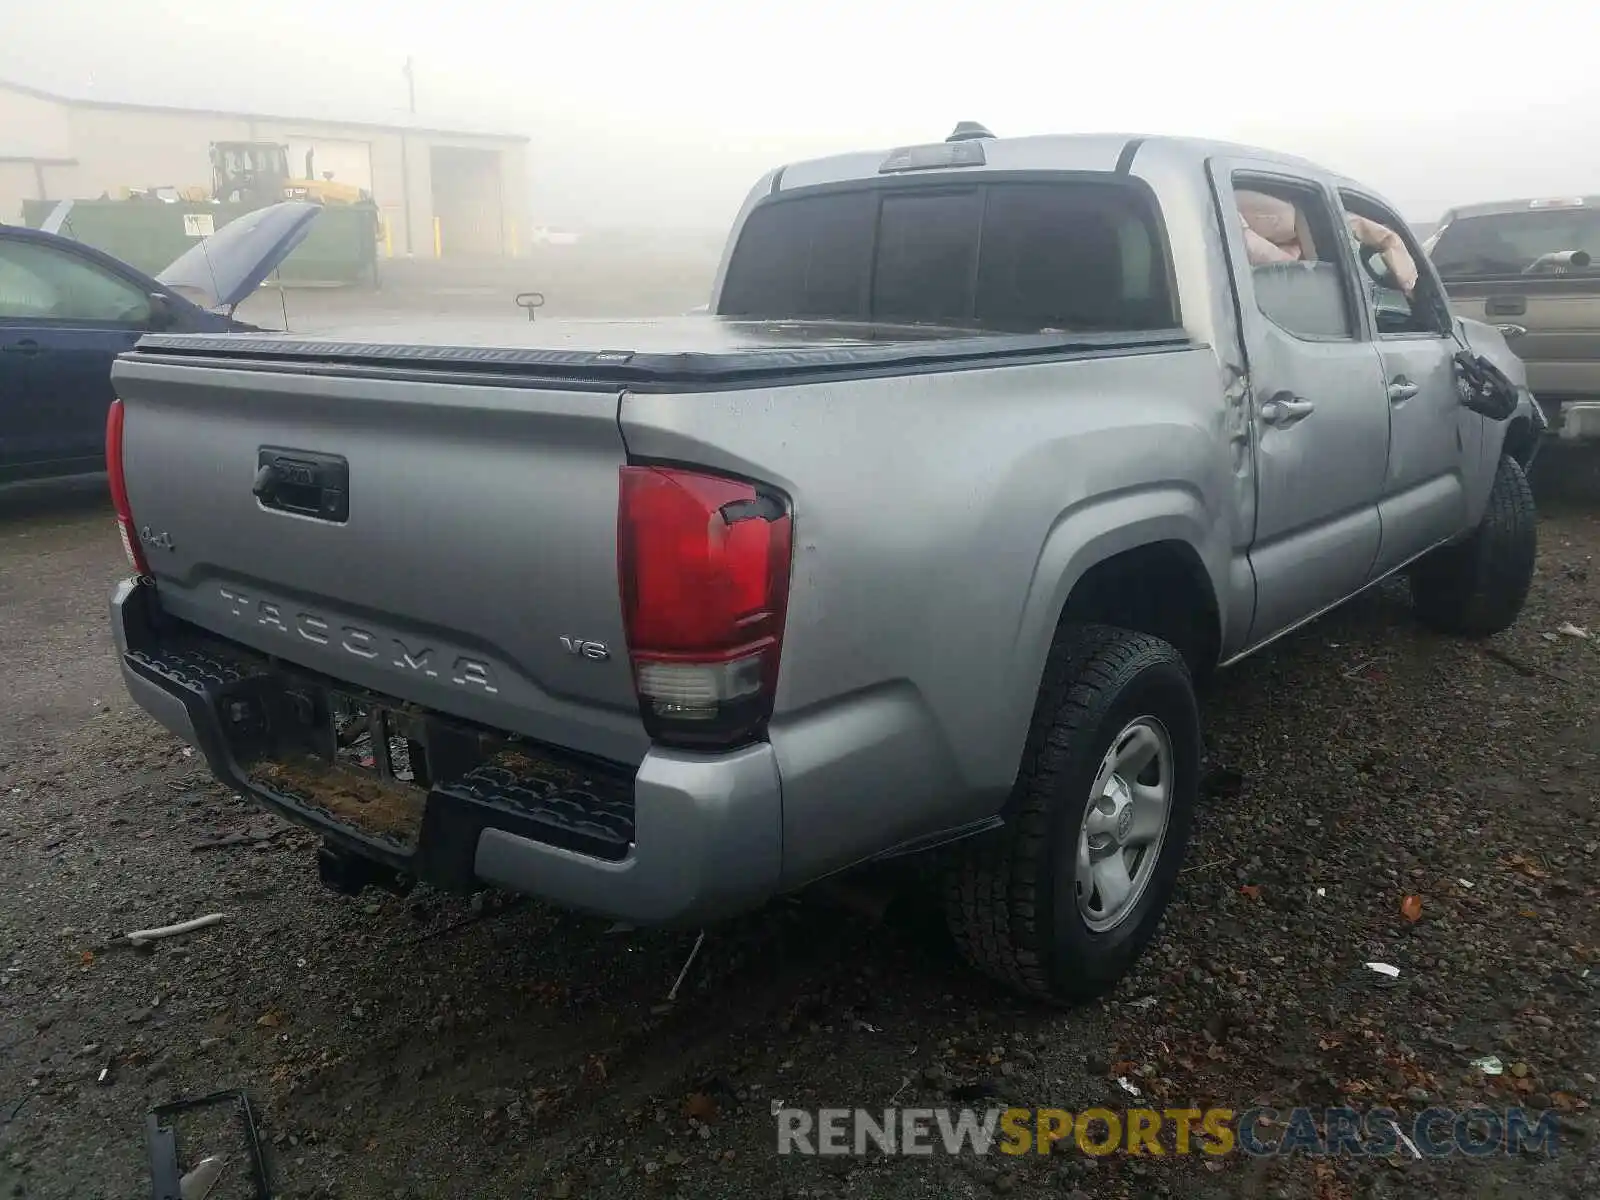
[217,586,500,694]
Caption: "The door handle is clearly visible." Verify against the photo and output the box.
[1,338,40,356]
[1387,378,1420,404]
[1496,323,1528,339]
[1259,395,1316,427]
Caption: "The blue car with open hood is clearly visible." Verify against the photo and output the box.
[0,201,319,485]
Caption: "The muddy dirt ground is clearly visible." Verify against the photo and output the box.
[1,454,1597,1200]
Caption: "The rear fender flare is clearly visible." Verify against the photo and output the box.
[1004,486,1224,766]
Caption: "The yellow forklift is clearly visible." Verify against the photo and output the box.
[209,141,369,207]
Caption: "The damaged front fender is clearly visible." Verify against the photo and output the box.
[1456,316,1545,466]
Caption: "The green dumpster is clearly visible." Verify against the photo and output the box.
[19,199,377,287]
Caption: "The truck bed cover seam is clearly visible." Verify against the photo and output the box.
[126,329,1197,391]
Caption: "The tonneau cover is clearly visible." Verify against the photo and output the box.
[130,317,1191,386]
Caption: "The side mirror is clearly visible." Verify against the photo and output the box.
[147,292,179,332]
[1453,350,1521,422]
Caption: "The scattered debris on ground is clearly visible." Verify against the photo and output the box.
[1,477,1595,1199]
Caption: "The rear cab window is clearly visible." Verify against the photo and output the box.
[1428,203,1600,282]
[716,177,1178,333]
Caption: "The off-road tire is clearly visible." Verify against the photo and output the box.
[1410,453,1537,638]
[943,624,1201,1006]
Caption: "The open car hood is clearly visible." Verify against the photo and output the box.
[155,202,320,312]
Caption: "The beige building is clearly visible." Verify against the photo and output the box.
[0,78,530,257]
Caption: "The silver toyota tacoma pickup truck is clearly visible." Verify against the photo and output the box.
[107,127,1541,1005]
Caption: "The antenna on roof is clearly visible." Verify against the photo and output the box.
[946,121,995,142]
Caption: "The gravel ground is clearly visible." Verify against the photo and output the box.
[0,457,1596,1200]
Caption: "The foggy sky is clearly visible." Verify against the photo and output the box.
[2,0,1593,232]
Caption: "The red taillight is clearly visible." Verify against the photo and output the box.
[618,465,792,749]
[105,399,151,576]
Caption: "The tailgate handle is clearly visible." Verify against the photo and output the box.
[1485,294,1526,316]
[254,447,349,523]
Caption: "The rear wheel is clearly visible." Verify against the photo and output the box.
[943,625,1201,1005]
[1410,453,1537,638]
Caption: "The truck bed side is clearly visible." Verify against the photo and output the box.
[111,325,1232,894]
[618,343,1236,885]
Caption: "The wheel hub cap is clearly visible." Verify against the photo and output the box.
[1075,716,1174,933]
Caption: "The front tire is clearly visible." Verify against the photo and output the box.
[943,625,1201,1006]
[1410,453,1537,638]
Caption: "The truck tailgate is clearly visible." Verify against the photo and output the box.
[110,353,649,767]
[1446,279,1600,399]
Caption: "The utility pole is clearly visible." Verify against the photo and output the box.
[399,57,415,254]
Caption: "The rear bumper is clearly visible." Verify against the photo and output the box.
[1555,400,1600,442]
[111,578,783,925]
[1529,392,1600,443]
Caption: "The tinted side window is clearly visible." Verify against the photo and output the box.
[0,241,154,324]
[717,192,874,318]
[0,244,59,319]
[718,180,1176,331]
[0,241,151,324]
